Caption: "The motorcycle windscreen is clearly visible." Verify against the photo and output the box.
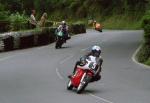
[72,68,85,87]
[57,31,64,36]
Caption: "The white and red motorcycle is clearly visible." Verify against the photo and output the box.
[67,56,99,94]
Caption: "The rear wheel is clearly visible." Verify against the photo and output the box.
[55,43,58,49]
[55,39,59,49]
[67,80,73,90]
[55,40,62,49]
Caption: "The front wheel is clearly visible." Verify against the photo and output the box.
[55,42,60,49]
[77,82,87,94]
[55,40,62,49]
[67,80,73,90]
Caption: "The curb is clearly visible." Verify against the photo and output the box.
[132,44,150,69]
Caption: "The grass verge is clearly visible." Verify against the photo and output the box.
[100,15,142,30]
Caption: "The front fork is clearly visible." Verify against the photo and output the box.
[80,73,87,84]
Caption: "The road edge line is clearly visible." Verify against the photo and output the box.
[132,45,150,69]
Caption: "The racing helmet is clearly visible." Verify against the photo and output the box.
[79,56,87,66]
[91,45,101,57]
[62,20,66,25]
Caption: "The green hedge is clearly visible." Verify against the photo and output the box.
[45,21,54,27]
[137,11,150,65]
[137,44,150,63]
[0,9,10,32]
[0,21,10,33]
[69,22,86,34]
[142,11,150,28]
[143,24,150,44]
[145,58,150,65]
[9,12,29,31]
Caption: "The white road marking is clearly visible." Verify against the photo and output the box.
[0,45,53,62]
[0,52,29,62]
[56,68,64,80]
[89,93,114,103]
[81,47,89,51]
[132,45,150,69]
[60,55,74,64]
[56,66,113,103]
[0,55,16,62]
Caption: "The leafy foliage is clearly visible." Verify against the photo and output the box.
[142,10,150,27]
[0,0,149,31]
[0,0,149,19]
[145,57,150,65]
[144,24,150,44]
[9,12,28,31]
[137,9,150,65]
[137,44,150,63]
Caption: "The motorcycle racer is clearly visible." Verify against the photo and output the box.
[71,45,103,82]
[57,21,70,41]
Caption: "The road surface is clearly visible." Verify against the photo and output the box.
[0,29,150,103]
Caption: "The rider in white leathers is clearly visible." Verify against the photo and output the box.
[72,45,103,82]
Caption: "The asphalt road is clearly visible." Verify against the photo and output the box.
[0,29,150,103]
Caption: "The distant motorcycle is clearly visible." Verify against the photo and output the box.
[67,56,97,94]
[95,23,102,32]
[55,30,71,49]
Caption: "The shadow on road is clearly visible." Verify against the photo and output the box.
[82,89,102,94]
[56,46,72,49]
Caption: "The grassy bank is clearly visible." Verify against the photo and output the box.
[101,15,142,30]
[59,14,143,30]
[145,58,150,65]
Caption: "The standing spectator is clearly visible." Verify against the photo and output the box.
[38,12,47,27]
[93,20,97,29]
[29,9,37,29]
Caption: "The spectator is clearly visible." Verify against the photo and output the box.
[38,12,47,27]
[29,9,37,29]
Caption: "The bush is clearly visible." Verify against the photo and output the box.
[145,57,150,65]
[69,21,86,34]
[76,6,87,18]
[137,10,150,64]
[143,24,150,44]
[9,12,28,31]
[0,11,9,21]
[137,44,150,63]
[69,1,80,12]
[45,21,53,27]
[141,10,150,28]
[143,11,150,44]
[0,11,10,32]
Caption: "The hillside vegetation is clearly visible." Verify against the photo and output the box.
[0,0,149,29]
